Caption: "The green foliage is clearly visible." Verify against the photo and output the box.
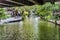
[0,8,7,19]
[53,3,59,11]
[35,2,60,20]
[53,3,60,20]
[35,3,53,20]
[4,2,59,20]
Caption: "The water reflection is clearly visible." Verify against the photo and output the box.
[38,20,59,40]
[0,16,59,40]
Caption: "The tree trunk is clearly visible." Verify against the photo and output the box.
[0,19,1,22]
[55,20,57,25]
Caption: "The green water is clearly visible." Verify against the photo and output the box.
[0,17,59,40]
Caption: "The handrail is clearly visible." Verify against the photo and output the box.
[0,3,13,6]
[6,0,25,5]
[28,0,37,4]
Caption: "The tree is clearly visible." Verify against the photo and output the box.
[35,3,53,19]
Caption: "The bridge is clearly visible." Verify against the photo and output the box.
[0,0,58,7]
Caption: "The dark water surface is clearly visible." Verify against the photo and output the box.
[0,16,59,40]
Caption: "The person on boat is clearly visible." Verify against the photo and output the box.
[17,10,21,16]
[22,11,24,20]
[14,10,20,17]
[20,11,22,16]
[11,8,15,17]
[21,10,28,20]
[14,10,18,17]
[24,10,29,17]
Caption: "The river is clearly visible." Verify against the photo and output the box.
[0,16,59,40]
